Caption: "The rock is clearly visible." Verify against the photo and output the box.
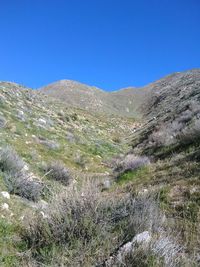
[38,118,47,125]
[138,188,149,196]
[0,115,6,128]
[102,179,111,190]
[105,231,151,266]
[1,191,10,199]
[38,200,48,209]
[40,211,48,219]
[1,203,9,211]
[18,110,24,116]
[133,231,151,244]
[23,164,29,171]
[16,110,26,121]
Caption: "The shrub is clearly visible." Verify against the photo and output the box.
[0,146,43,201]
[44,161,71,185]
[3,171,44,201]
[0,146,25,173]
[178,117,200,144]
[21,181,161,266]
[147,103,200,149]
[113,154,150,176]
[149,121,183,147]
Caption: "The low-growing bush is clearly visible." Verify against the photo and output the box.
[0,146,43,201]
[147,103,200,150]
[178,118,200,144]
[44,161,71,185]
[113,154,150,177]
[0,146,25,173]
[3,171,44,201]
[21,181,161,266]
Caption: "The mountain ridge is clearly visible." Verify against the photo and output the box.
[39,69,200,118]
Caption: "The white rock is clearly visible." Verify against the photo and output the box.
[133,231,151,244]
[23,164,29,171]
[1,191,10,199]
[1,203,9,210]
[18,110,24,115]
[40,211,48,219]
[38,200,48,209]
[38,118,46,125]
[138,188,149,196]
[103,179,111,189]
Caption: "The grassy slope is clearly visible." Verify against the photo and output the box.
[0,70,200,266]
[40,80,148,118]
[0,82,135,266]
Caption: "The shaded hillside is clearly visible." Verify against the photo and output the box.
[131,69,200,157]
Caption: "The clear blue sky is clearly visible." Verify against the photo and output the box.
[0,0,199,91]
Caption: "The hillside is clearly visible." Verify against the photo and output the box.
[40,80,148,118]
[0,69,200,266]
[40,70,200,119]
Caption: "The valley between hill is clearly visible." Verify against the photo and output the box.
[0,69,200,266]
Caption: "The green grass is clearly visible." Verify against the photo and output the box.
[0,219,25,267]
[117,166,150,185]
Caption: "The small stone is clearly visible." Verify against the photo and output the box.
[0,115,6,128]
[38,200,48,209]
[38,118,46,125]
[1,191,10,199]
[40,211,48,219]
[133,231,151,244]
[18,110,24,116]
[103,179,111,190]
[1,203,9,210]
